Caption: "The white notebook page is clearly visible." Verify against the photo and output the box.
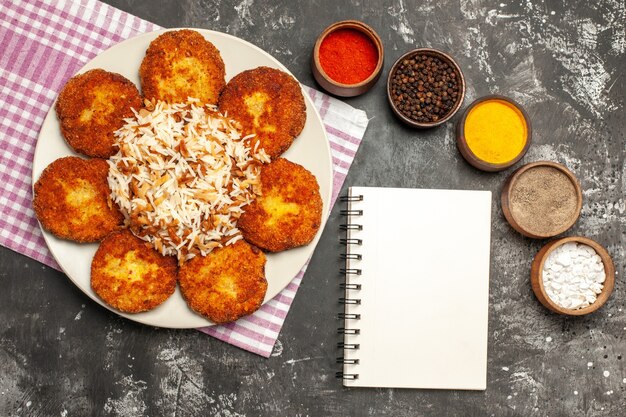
[343,187,492,390]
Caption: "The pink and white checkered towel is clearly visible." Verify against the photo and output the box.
[0,0,368,357]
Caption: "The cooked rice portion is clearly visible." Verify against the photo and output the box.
[108,99,270,262]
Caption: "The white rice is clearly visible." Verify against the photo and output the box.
[107,98,270,263]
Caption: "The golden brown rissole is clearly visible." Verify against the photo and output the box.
[91,230,177,313]
[140,29,226,104]
[178,240,268,324]
[218,66,306,159]
[55,69,141,158]
[33,156,124,242]
[238,158,322,252]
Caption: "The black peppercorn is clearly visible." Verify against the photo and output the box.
[390,53,460,124]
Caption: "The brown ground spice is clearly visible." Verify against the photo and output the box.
[509,166,578,236]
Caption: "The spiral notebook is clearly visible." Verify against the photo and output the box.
[338,186,492,390]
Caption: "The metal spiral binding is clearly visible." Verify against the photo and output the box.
[337,313,361,320]
[339,195,364,202]
[336,357,360,364]
[340,224,363,231]
[335,372,359,380]
[337,342,360,349]
[339,238,362,245]
[338,328,360,335]
[339,297,361,305]
[339,283,361,290]
[337,193,363,381]
[340,209,363,216]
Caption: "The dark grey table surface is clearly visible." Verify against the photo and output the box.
[2,0,624,416]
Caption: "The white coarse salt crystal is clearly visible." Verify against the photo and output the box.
[556,253,572,266]
[502,367,509,371]
[582,245,595,255]
[574,391,578,395]
[542,243,605,310]
[546,336,552,342]
[603,370,610,377]
[587,362,593,367]
[561,242,577,251]
[590,282,603,294]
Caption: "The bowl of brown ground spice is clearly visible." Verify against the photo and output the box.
[501,161,583,239]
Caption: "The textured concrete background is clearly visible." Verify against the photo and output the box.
[1,0,624,416]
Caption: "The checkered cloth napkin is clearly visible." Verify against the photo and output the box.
[0,0,367,356]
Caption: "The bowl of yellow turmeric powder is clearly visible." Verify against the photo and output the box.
[456,95,531,172]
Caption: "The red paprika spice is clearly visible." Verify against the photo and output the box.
[319,28,378,85]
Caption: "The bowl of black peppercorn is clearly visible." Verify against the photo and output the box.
[387,48,466,128]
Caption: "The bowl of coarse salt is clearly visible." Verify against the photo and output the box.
[530,236,615,316]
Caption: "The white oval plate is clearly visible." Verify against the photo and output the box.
[32,28,333,329]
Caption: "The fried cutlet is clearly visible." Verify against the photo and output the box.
[139,29,226,104]
[33,156,124,242]
[55,69,141,158]
[238,158,322,252]
[91,230,177,313]
[218,66,306,159]
[178,240,267,324]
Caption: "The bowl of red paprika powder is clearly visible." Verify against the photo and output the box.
[312,20,384,97]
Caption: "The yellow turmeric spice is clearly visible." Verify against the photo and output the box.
[464,99,527,164]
